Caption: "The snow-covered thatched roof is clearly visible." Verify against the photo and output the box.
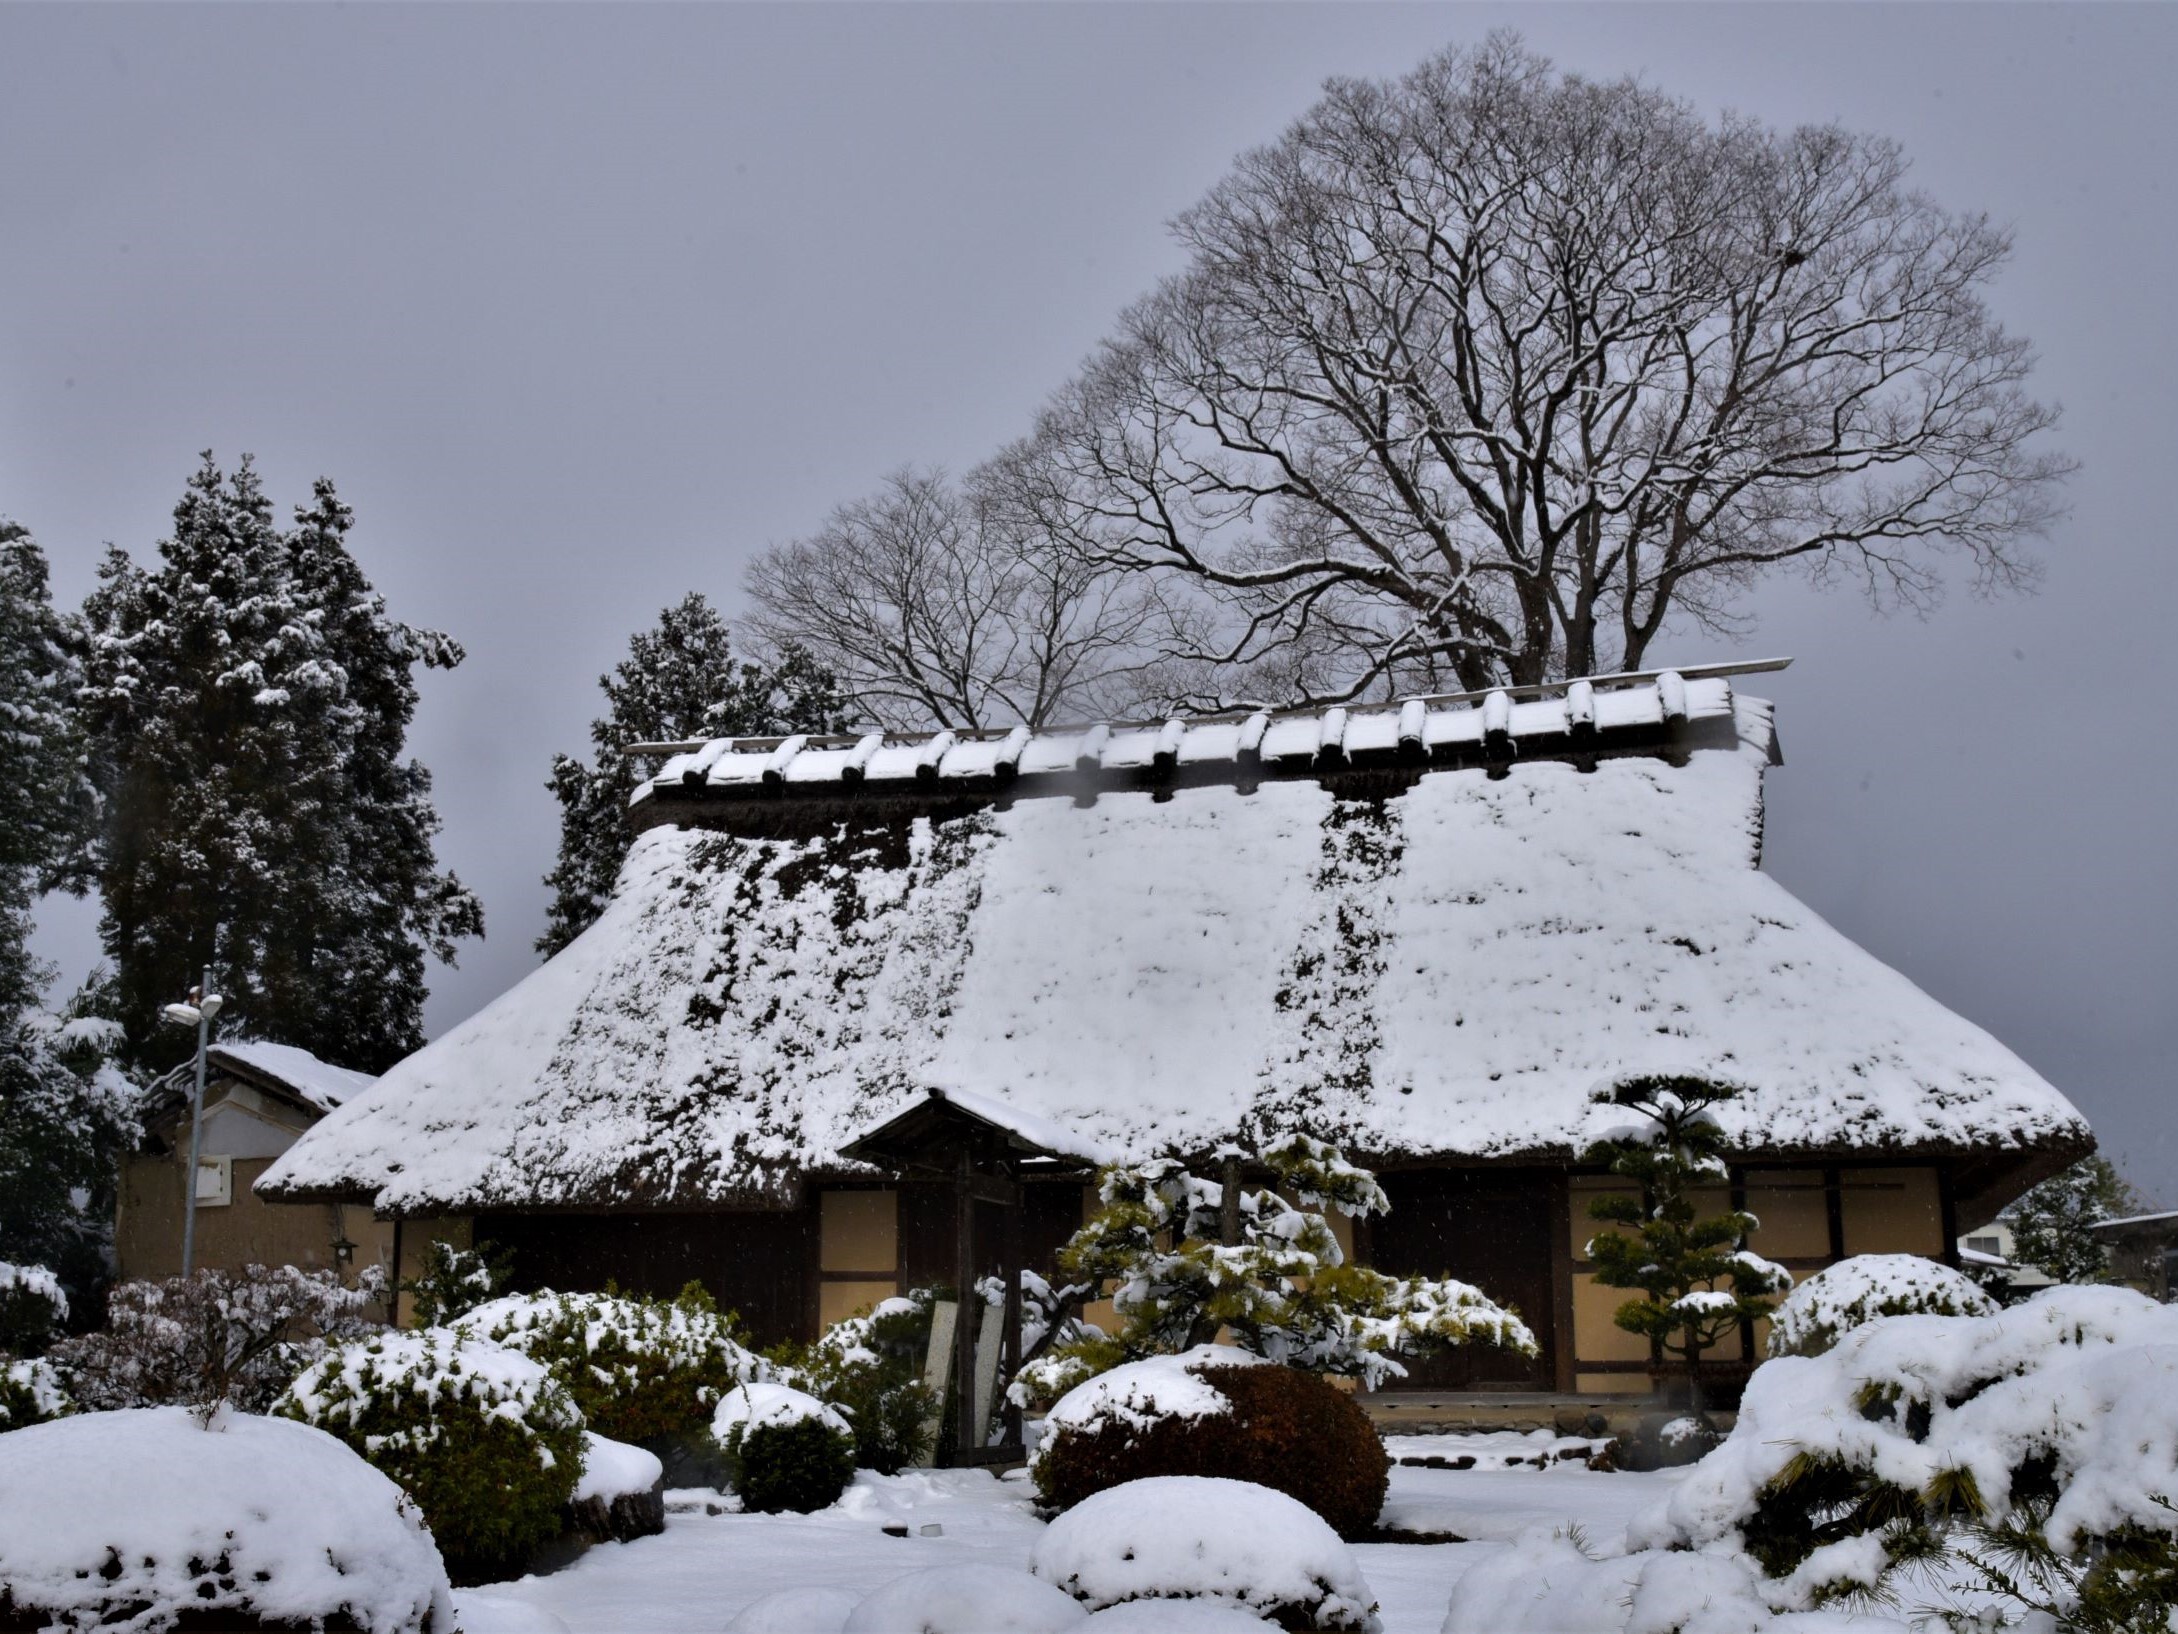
[260,673,2087,1216]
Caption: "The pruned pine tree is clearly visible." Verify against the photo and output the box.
[538,594,845,956]
[1582,1076,1792,1419]
[1017,1133,1535,1405]
[2006,1155,2141,1287]
[75,454,481,1072]
[0,522,134,1309]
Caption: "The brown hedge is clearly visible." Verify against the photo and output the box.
[1033,1363,1389,1540]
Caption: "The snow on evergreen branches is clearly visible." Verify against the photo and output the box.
[74,454,481,1072]
[1768,1254,1997,1358]
[1020,1136,1533,1400]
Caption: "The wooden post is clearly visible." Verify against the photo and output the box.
[1219,1152,1242,1247]
[1000,1163,1024,1452]
[954,1146,977,1462]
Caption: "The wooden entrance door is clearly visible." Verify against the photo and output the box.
[1367,1169,1557,1389]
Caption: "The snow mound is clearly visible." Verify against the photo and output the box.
[1030,1476,1379,1631]
[1766,1253,1996,1357]
[1080,1602,1273,1630]
[725,1586,862,1633]
[712,1380,853,1443]
[451,1591,574,1633]
[1442,1530,1908,1634]
[0,1406,453,1634]
[1647,1285,2178,1597]
[842,1564,1086,1632]
[572,1432,661,1503]
[1040,1345,1262,1440]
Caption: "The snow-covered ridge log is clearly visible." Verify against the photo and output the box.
[630,660,1790,825]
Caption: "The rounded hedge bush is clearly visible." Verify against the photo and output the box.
[277,1329,585,1583]
[1034,1353,1389,1540]
[1765,1253,1998,1358]
[713,1382,857,1514]
[455,1283,756,1444]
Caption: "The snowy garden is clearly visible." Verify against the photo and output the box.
[6,1123,2178,1632]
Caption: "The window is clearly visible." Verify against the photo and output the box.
[195,1154,232,1207]
[1966,1235,2001,1255]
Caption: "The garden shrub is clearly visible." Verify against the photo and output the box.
[1030,1475,1381,1630]
[782,1288,940,1474]
[399,1240,511,1327]
[50,1263,387,1416]
[0,1406,455,1634]
[0,1355,69,1429]
[1765,1252,1997,1358]
[1641,1286,2178,1629]
[713,1381,857,1513]
[0,1261,67,1356]
[455,1282,757,1445]
[1033,1350,1389,1540]
[277,1328,585,1584]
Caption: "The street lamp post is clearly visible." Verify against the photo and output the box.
[162,967,223,1277]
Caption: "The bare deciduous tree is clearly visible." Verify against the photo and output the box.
[742,467,1181,730]
[1010,33,2072,696]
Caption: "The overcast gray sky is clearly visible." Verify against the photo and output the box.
[6,3,2173,1201]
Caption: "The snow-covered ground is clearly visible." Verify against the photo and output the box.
[459,1458,1693,1633]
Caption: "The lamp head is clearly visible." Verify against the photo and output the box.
[160,1002,200,1027]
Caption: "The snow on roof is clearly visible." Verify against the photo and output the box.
[209,1040,375,1113]
[2092,1210,2178,1234]
[260,685,2086,1215]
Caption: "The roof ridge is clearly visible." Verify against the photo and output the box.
[623,656,1793,757]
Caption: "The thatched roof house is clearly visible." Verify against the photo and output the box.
[261,663,2089,1389]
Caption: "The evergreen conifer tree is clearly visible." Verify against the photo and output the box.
[0,520,133,1307]
[2007,1155,2141,1286]
[538,594,845,956]
[76,455,481,1072]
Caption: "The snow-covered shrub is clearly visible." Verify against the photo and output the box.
[1766,1254,1997,1358]
[399,1239,510,1327]
[454,1282,758,1444]
[1031,1475,1381,1631]
[564,1431,665,1545]
[0,1354,70,1429]
[1022,1136,1532,1408]
[782,1288,940,1473]
[51,1262,387,1415]
[1440,1529,1871,1634]
[712,1381,857,1513]
[843,1565,1087,1633]
[0,1259,68,1354]
[278,1328,585,1583]
[1034,1347,1389,1539]
[1643,1286,2178,1628]
[0,1406,454,1634]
